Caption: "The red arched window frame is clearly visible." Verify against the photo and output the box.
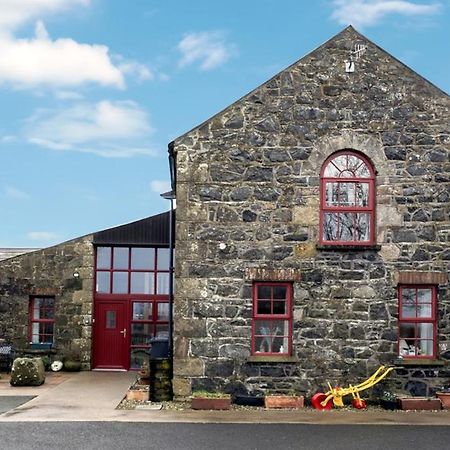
[320,150,375,246]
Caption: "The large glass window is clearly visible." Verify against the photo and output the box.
[95,246,170,295]
[252,283,292,356]
[320,151,375,245]
[398,286,437,359]
[29,297,55,344]
[130,300,169,369]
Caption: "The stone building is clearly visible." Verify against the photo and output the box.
[170,26,450,398]
[0,212,171,370]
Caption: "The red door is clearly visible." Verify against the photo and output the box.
[93,300,128,369]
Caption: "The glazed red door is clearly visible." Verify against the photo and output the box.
[94,300,128,369]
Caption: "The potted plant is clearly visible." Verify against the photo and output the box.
[191,391,232,410]
[436,386,450,410]
[264,391,304,409]
[379,391,398,410]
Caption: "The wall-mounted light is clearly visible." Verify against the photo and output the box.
[73,269,80,278]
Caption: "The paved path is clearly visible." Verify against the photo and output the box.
[0,371,450,425]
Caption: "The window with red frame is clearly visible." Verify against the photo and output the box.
[320,151,375,245]
[398,286,437,358]
[252,283,292,356]
[29,297,55,344]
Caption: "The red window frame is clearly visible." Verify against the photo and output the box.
[94,246,170,370]
[320,150,375,246]
[398,285,437,359]
[251,282,292,356]
[29,296,55,344]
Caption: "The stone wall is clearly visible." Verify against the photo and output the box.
[172,27,450,398]
[0,235,94,369]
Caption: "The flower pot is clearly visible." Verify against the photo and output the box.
[436,392,450,409]
[191,397,231,410]
[126,389,149,401]
[233,395,265,407]
[399,397,441,411]
[264,395,304,409]
[63,360,81,372]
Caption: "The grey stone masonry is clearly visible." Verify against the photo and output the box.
[172,26,450,399]
[0,235,94,369]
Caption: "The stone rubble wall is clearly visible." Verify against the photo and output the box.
[172,27,450,398]
[0,235,94,369]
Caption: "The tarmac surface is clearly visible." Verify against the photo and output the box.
[0,371,450,425]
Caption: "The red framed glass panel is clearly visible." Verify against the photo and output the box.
[94,246,171,370]
[252,283,292,356]
[398,285,437,359]
[29,296,55,344]
[320,151,375,245]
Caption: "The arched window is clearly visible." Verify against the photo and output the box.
[320,151,375,245]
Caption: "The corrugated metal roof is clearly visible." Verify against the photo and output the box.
[93,211,173,246]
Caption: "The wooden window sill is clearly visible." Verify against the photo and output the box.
[393,358,446,367]
[247,356,298,363]
[316,244,381,251]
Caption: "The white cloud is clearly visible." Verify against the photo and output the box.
[177,31,236,70]
[5,186,30,199]
[0,21,125,89]
[0,0,89,32]
[54,91,84,100]
[27,231,60,241]
[26,100,158,158]
[150,180,171,194]
[117,60,154,82]
[330,0,442,27]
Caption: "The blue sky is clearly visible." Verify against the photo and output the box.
[0,0,448,248]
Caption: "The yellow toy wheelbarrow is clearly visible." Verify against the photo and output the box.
[311,365,394,410]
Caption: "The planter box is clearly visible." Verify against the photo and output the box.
[126,389,149,401]
[233,395,265,407]
[436,392,450,410]
[191,397,231,410]
[265,395,304,409]
[399,397,441,411]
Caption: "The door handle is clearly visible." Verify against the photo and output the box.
[120,328,127,338]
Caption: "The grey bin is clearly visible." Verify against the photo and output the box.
[148,338,169,359]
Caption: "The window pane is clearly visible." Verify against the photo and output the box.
[157,248,170,270]
[399,323,415,338]
[273,286,287,300]
[157,273,170,294]
[132,302,152,320]
[355,183,369,206]
[354,213,370,241]
[113,248,129,270]
[417,303,432,318]
[323,213,338,241]
[131,248,154,270]
[131,272,154,294]
[106,311,116,329]
[31,323,39,343]
[254,319,288,353]
[156,324,169,337]
[96,272,110,293]
[112,272,128,293]
[257,300,271,315]
[401,303,416,318]
[417,289,432,303]
[130,348,148,370]
[157,303,169,321]
[418,340,433,356]
[257,286,271,299]
[131,323,153,345]
[273,301,286,314]
[339,213,354,241]
[96,247,111,269]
